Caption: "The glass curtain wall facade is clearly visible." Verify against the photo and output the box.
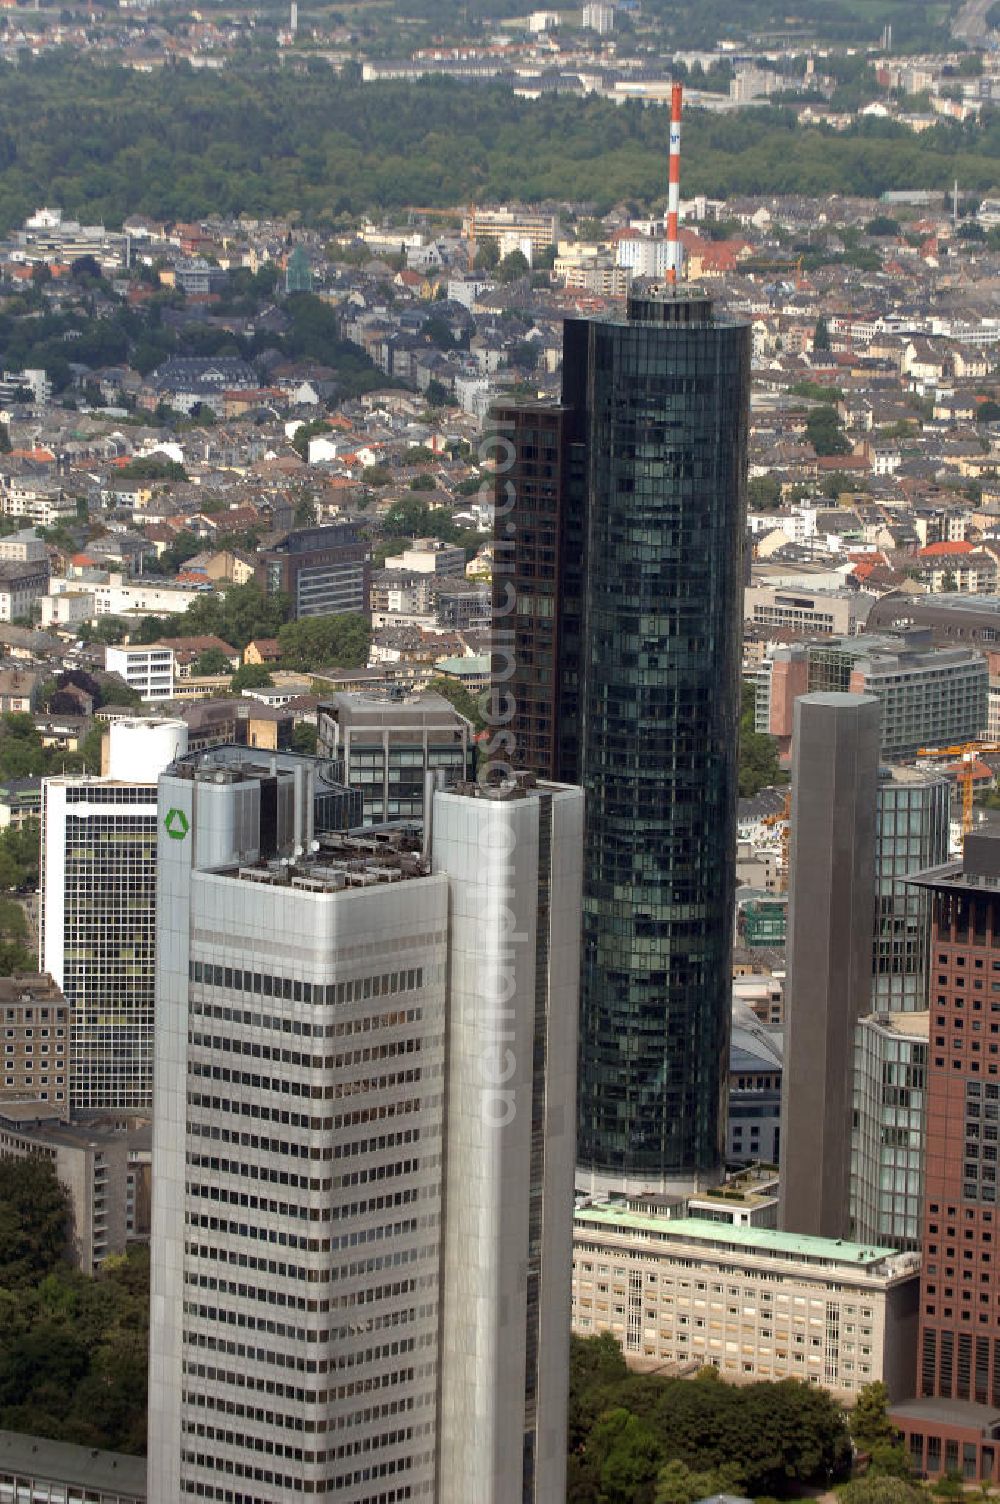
[852,1012,929,1251]
[873,767,951,1011]
[40,779,159,1111]
[569,294,749,1187]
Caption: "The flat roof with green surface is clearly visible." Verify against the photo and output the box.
[435,655,490,676]
[575,1207,902,1268]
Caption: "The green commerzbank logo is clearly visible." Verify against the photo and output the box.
[164,808,190,841]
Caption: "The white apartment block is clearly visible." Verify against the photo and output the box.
[104,644,175,702]
[40,719,188,1112]
[49,575,211,620]
[572,1205,921,1400]
[616,236,671,279]
[0,559,49,622]
[0,530,47,563]
[382,540,466,577]
[582,1,615,31]
[0,367,51,405]
[2,480,74,528]
[463,208,558,255]
[40,592,96,631]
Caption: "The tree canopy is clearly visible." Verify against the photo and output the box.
[193,647,233,677]
[230,663,275,693]
[427,675,485,733]
[806,406,852,457]
[0,1158,148,1454]
[277,613,371,673]
[181,582,291,650]
[739,683,787,799]
[116,457,187,482]
[0,1158,69,1289]
[0,714,101,780]
[568,1335,852,1504]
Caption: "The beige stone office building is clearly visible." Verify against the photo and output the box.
[572,1205,921,1400]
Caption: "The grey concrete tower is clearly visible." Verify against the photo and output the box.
[780,691,880,1239]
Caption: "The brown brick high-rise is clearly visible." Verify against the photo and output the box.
[893,832,1000,1481]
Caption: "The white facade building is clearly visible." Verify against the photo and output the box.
[0,559,49,623]
[615,236,671,279]
[382,540,466,577]
[0,368,51,405]
[49,576,211,620]
[582,1,615,31]
[2,480,73,527]
[40,592,96,630]
[572,1205,921,1400]
[39,718,187,1111]
[104,644,175,702]
[0,529,47,563]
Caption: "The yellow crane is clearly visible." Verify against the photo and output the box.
[916,742,1000,835]
[761,789,792,893]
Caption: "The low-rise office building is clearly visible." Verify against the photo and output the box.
[0,1430,146,1504]
[383,538,466,578]
[104,644,175,703]
[728,1001,782,1167]
[868,592,1000,649]
[256,521,370,621]
[757,632,988,760]
[743,584,872,638]
[0,973,69,1120]
[572,1204,921,1399]
[317,689,473,822]
[0,1105,151,1272]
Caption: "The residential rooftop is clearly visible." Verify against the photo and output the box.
[866,1009,930,1038]
[0,973,63,1006]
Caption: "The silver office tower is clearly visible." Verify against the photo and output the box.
[147,753,583,1504]
[432,779,583,1504]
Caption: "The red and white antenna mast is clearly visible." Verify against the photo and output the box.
[665,82,683,285]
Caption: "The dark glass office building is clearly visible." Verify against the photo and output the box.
[255,521,370,621]
[494,289,750,1188]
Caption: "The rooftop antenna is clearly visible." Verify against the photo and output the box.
[665,82,683,285]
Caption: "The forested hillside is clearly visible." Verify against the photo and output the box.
[0,56,995,231]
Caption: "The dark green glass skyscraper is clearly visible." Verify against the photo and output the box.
[494,288,750,1190]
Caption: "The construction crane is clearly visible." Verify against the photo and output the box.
[761,788,792,893]
[740,255,807,289]
[916,742,1000,836]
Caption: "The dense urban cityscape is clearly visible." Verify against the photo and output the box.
[0,0,998,1499]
